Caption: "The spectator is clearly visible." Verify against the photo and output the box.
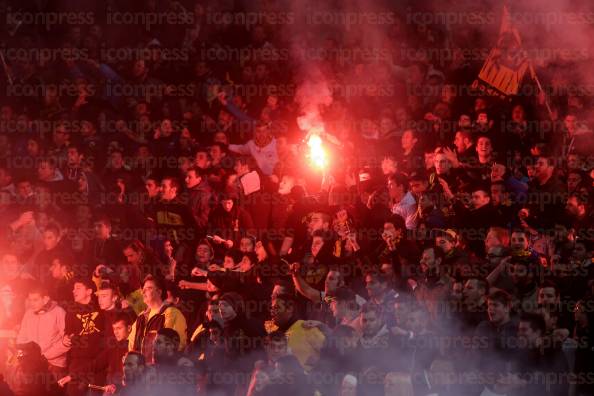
[95,280,135,323]
[399,129,424,176]
[414,246,453,320]
[148,176,198,247]
[122,240,164,282]
[6,342,58,396]
[83,215,124,270]
[79,312,132,394]
[269,293,325,373]
[47,255,75,308]
[388,173,417,230]
[150,327,195,395]
[208,193,255,250]
[128,275,187,364]
[58,278,107,396]
[453,129,475,165]
[142,174,161,214]
[462,276,489,326]
[473,290,519,395]
[16,283,69,380]
[508,312,570,395]
[184,167,213,233]
[434,229,470,279]
[228,122,278,177]
[31,222,69,282]
[330,287,362,330]
[355,302,394,394]
[117,351,149,395]
[378,214,420,291]
[211,292,265,393]
[364,270,400,317]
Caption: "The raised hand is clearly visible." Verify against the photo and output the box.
[57,375,72,387]
[438,177,454,200]
[442,147,459,168]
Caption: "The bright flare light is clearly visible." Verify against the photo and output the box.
[307,133,327,170]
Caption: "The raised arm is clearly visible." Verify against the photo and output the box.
[290,263,322,303]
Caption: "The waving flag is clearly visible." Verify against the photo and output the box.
[472,5,529,98]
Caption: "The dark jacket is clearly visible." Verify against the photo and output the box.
[78,338,128,386]
[131,303,186,364]
[472,318,519,392]
[64,301,108,394]
[206,314,265,395]
[208,204,255,242]
[221,314,266,371]
[7,342,58,396]
[526,175,567,228]
[453,201,502,257]
[186,179,214,232]
[48,276,74,309]
[32,244,73,283]
[83,237,124,269]
[374,240,420,292]
[150,356,196,396]
[149,197,198,246]
[510,345,569,396]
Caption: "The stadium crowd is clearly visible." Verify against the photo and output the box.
[0,0,593,395]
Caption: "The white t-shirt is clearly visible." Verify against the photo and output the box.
[229,139,278,176]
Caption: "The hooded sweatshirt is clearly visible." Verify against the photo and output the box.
[16,300,69,368]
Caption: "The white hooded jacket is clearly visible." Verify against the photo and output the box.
[16,300,69,367]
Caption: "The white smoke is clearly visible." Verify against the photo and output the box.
[295,69,333,134]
